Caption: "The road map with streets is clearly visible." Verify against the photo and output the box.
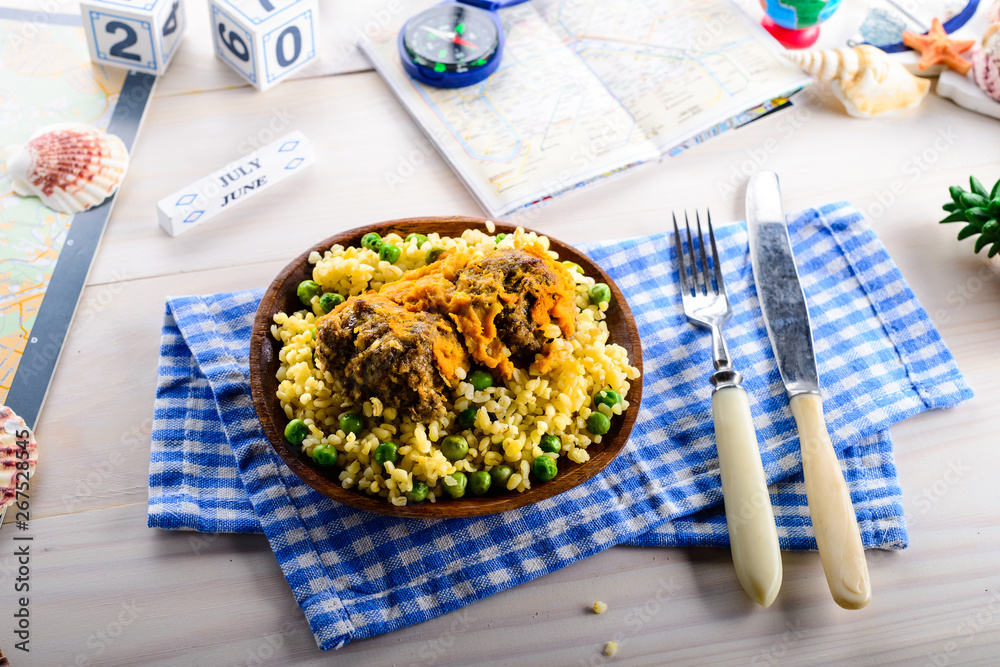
[0,17,124,403]
[0,10,153,427]
[361,0,808,217]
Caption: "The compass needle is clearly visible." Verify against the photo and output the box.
[421,25,457,41]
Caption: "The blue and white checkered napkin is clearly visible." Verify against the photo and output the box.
[149,202,970,649]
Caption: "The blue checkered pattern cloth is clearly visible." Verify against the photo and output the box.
[148,202,970,649]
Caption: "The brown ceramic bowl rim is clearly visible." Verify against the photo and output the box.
[248,216,643,517]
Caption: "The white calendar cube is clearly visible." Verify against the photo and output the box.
[210,0,318,92]
[80,0,186,74]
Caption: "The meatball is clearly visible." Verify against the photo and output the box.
[314,295,468,422]
[378,246,577,378]
[455,248,575,362]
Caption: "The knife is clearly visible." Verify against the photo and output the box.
[746,172,871,610]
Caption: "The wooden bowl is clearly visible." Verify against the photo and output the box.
[249,216,643,518]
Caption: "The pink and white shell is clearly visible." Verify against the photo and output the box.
[973,25,1000,104]
[3,122,129,214]
[0,406,37,511]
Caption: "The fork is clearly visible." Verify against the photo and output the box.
[673,210,783,608]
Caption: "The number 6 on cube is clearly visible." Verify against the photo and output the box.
[210,0,318,91]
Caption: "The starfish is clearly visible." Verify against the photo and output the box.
[903,18,976,75]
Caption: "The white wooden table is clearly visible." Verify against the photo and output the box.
[4,1,1000,664]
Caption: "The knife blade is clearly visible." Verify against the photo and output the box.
[746,171,871,610]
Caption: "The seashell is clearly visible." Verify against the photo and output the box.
[785,45,930,118]
[972,25,1000,103]
[3,122,129,214]
[0,405,37,511]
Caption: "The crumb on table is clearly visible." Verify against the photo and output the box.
[593,600,607,614]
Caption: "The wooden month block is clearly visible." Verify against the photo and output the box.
[80,0,186,74]
[209,0,319,91]
[156,131,315,236]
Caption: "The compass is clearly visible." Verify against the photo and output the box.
[399,1,530,88]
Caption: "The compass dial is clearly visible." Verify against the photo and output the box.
[403,5,499,73]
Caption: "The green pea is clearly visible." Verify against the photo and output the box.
[490,464,513,490]
[539,434,561,454]
[469,470,492,496]
[426,247,445,264]
[589,283,612,305]
[296,280,321,307]
[468,370,493,391]
[594,389,622,409]
[440,435,469,462]
[361,232,382,251]
[443,472,467,498]
[284,419,309,445]
[312,445,337,466]
[563,261,584,274]
[457,407,478,429]
[587,412,611,436]
[406,481,429,503]
[533,455,558,482]
[319,292,344,313]
[405,233,429,248]
[339,413,364,436]
[373,441,399,467]
[379,243,401,264]
[495,233,506,242]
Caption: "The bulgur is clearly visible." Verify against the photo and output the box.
[271,227,641,506]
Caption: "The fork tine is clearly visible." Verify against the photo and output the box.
[707,209,726,297]
[684,211,704,295]
[695,211,713,295]
[672,212,690,296]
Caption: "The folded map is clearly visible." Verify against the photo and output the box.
[360,0,810,218]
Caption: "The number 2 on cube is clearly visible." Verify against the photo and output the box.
[81,0,185,74]
[105,4,175,63]
[106,21,141,62]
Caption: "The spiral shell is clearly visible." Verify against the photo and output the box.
[3,123,129,214]
[973,25,1000,103]
[785,45,930,118]
[0,406,37,511]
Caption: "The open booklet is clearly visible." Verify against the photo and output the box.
[360,0,810,218]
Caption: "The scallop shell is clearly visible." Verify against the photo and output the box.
[785,45,930,118]
[973,25,1000,103]
[0,406,37,511]
[3,122,129,214]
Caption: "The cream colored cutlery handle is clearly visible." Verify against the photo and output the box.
[713,386,782,607]
[790,392,871,610]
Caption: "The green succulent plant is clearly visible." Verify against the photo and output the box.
[940,176,1000,257]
